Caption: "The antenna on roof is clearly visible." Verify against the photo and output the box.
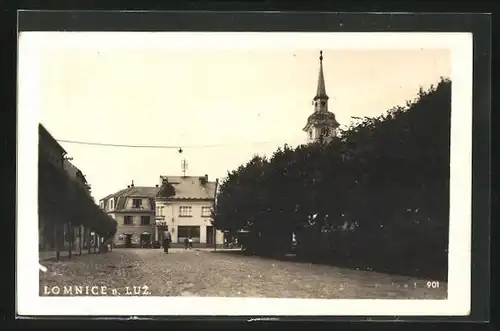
[181,159,188,177]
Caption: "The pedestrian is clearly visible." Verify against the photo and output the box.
[184,237,189,250]
[163,230,172,254]
[188,237,193,250]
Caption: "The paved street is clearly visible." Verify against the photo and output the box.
[39,248,447,299]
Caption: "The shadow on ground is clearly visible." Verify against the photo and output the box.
[212,249,447,282]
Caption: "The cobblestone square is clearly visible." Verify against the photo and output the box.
[39,249,447,299]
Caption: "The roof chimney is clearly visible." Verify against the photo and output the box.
[127,185,130,188]
[131,180,134,187]
[155,184,159,187]
[205,174,208,180]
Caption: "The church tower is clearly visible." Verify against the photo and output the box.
[303,50,340,144]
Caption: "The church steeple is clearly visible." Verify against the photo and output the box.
[303,50,340,144]
[314,50,329,101]
[313,51,329,113]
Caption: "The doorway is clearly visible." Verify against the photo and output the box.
[124,234,132,248]
[206,226,214,245]
[140,233,151,248]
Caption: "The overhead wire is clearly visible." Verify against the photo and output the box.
[55,139,303,149]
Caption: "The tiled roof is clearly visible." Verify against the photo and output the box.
[115,196,127,210]
[124,186,160,197]
[63,160,88,184]
[158,176,216,200]
[101,188,128,202]
[39,123,67,154]
[100,186,160,211]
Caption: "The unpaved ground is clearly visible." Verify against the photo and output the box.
[39,248,447,299]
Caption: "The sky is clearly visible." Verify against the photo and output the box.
[35,33,451,202]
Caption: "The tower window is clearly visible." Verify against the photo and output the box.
[321,101,326,106]
[309,130,313,140]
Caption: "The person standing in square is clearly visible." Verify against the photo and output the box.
[163,230,172,253]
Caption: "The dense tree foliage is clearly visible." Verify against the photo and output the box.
[39,159,117,238]
[213,78,451,279]
[157,179,176,198]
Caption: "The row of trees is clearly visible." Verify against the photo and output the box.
[39,159,117,239]
[213,78,451,280]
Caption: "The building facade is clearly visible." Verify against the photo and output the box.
[39,124,115,260]
[155,175,224,247]
[100,183,159,247]
[62,159,91,252]
[303,50,340,144]
[38,124,68,252]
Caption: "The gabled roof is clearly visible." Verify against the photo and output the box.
[101,186,160,201]
[100,186,160,211]
[158,176,216,200]
[101,188,128,202]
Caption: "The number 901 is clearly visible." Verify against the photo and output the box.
[426,281,440,289]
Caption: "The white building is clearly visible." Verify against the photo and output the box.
[155,175,224,247]
[303,50,340,144]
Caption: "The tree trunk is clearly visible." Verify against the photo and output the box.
[55,222,60,261]
[68,222,72,259]
[87,228,92,254]
[79,225,83,256]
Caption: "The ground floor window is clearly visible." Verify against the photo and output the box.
[177,226,200,243]
[141,216,151,225]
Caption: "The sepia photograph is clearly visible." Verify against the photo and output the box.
[17,30,473,316]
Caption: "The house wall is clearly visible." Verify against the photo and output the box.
[112,212,156,247]
[155,199,223,245]
[124,197,153,210]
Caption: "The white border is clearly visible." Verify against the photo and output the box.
[17,32,473,316]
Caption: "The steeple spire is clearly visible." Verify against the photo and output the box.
[303,50,339,144]
[314,50,328,101]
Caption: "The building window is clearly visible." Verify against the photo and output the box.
[141,216,151,225]
[179,206,192,217]
[100,201,104,209]
[177,226,200,242]
[156,206,165,216]
[132,199,142,208]
[309,130,313,140]
[201,206,211,217]
[124,216,133,225]
[109,199,114,210]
